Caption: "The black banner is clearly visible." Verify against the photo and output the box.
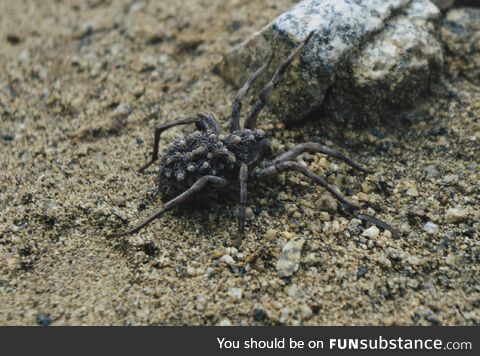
[0,327,476,355]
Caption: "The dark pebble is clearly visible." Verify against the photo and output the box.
[36,313,52,326]
[429,127,449,136]
[0,134,14,141]
[356,266,369,279]
[348,225,363,235]
[462,226,475,238]
[229,20,243,32]
[252,308,267,321]
[237,266,247,275]
[6,34,21,44]
[380,139,392,151]
[373,128,385,139]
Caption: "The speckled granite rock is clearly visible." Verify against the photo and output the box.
[432,0,455,10]
[217,0,444,123]
[325,0,444,122]
[276,237,305,278]
[441,7,480,83]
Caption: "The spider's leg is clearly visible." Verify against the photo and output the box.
[357,214,399,237]
[229,57,272,133]
[139,113,220,172]
[236,163,249,247]
[254,161,359,210]
[244,31,314,130]
[254,161,397,235]
[272,142,374,174]
[107,176,227,238]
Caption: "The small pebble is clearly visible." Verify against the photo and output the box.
[361,181,376,194]
[423,222,440,235]
[425,165,439,178]
[445,254,456,266]
[319,212,331,221]
[357,192,370,202]
[276,237,305,278]
[264,229,277,241]
[445,207,469,223]
[443,174,458,185]
[362,226,380,239]
[299,305,313,320]
[227,288,243,300]
[252,308,267,321]
[217,318,232,326]
[357,266,369,279]
[220,255,236,268]
[406,185,419,197]
[36,313,52,326]
[111,103,132,121]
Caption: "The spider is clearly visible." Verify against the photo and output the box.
[108,32,396,245]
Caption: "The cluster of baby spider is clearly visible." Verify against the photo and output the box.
[108,32,396,245]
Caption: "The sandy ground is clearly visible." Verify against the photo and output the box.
[0,0,479,325]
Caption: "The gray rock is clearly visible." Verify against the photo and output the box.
[432,0,455,10]
[217,0,443,123]
[276,237,305,278]
[445,207,469,223]
[441,7,480,84]
[326,0,444,122]
[423,221,440,235]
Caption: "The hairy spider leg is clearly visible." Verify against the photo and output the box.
[356,214,399,237]
[255,161,398,235]
[229,56,273,133]
[107,175,228,238]
[254,160,359,210]
[244,31,314,130]
[139,113,221,172]
[272,142,375,174]
[236,163,249,247]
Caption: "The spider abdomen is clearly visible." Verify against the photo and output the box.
[158,130,237,198]
[158,128,268,198]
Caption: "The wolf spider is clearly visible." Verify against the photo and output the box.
[108,32,396,245]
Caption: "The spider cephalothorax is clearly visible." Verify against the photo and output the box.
[108,32,396,245]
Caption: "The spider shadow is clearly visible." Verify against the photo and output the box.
[135,184,240,243]
[284,87,448,158]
